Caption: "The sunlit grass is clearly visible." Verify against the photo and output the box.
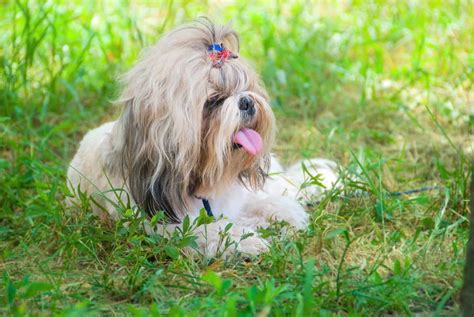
[1,0,472,315]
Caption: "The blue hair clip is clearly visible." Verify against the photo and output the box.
[208,43,224,52]
[207,43,237,68]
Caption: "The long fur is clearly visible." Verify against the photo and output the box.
[67,19,339,256]
[109,19,274,222]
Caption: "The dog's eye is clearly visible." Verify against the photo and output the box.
[205,96,226,109]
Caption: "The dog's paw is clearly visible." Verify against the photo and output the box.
[273,197,309,229]
[197,221,268,257]
[278,210,309,230]
[202,233,268,257]
[242,196,309,230]
[236,234,269,255]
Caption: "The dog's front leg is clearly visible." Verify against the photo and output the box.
[195,219,269,257]
[236,195,309,231]
[152,219,269,257]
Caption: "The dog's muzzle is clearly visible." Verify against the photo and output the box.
[238,96,255,117]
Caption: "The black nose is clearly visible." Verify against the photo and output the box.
[238,96,255,115]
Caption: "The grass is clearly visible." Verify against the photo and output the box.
[1,0,473,315]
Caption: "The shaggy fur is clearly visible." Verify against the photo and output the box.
[67,19,338,256]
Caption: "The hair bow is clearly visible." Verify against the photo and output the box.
[207,43,238,68]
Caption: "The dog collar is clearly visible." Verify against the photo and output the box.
[201,199,214,217]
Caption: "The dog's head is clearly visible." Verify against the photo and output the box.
[114,18,275,222]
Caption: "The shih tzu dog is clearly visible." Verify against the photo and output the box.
[67,19,338,256]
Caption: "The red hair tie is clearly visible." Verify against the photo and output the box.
[208,43,238,68]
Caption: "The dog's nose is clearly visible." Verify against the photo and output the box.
[238,96,255,115]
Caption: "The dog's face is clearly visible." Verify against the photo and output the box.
[195,72,275,197]
[114,19,275,221]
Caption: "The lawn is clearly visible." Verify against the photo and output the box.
[1,0,473,315]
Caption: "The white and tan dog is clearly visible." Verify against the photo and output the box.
[67,19,338,256]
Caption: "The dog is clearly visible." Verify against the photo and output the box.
[67,19,338,256]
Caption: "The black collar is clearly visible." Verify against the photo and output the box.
[201,199,214,217]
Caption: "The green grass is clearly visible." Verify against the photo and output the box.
[1,0,473,315]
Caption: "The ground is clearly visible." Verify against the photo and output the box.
[1,1,472,316]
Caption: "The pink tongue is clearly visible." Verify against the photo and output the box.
[233,128,263,156]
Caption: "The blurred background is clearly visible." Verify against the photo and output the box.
[2,1,472,161]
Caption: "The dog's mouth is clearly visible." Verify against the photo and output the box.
[232,128,263,156]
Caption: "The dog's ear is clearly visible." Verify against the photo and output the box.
[113,100,197,223]
[110,30,214,222]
